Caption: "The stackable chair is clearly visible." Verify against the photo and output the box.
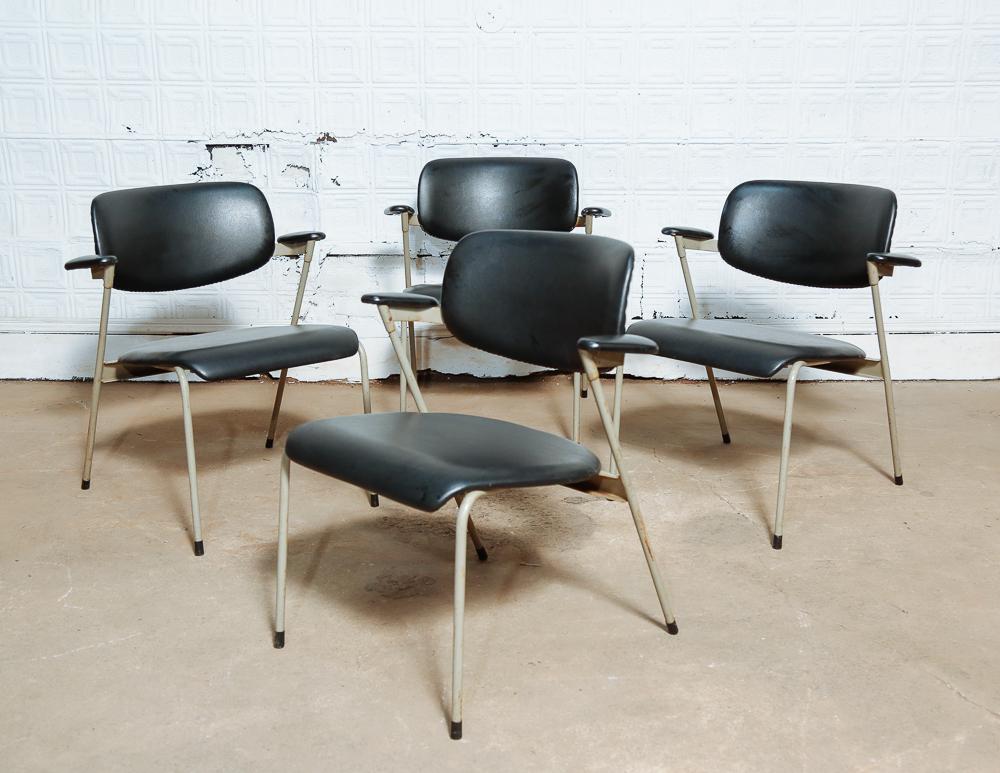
[66,181,373,556]
[273,230,677,740]
[627,180,920,550]
[383,156,612,441]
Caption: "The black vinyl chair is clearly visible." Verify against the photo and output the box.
[383,156,612,441]
[273,230,677,740]
[66,182,375,556]
[627,180,921,550]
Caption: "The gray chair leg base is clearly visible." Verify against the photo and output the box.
[273,630,284,649]
[894,474,903,486]
[450,721,462,740]
[771,534,783,550]
[81,479,90,490]
[722,432,731,444]
[368,493,379,507]
[194,540,204,556]
[666,621,679,635]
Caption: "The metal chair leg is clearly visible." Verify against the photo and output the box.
[174,368,205,556]
[584,360,678,634]
[450,490,485,740]
[274,453,290,648]
[399,322,409,412]
[869,277,904,485]
[264,368,288,449]
[572,372,582,443]
[81,376,103,490]
[772,361,805,550]
[705,367,731,444]
[357,342,379,508]
[609,365,623,474]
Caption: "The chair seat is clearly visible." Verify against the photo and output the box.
[286,412,602,512]
[119,324,359,381]
[403,283,442,304]
[627,318,866,378]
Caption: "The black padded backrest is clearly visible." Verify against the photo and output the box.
[718,180,896,289]
[441,230,634,372]
[91,182,276,292]
[417,157,580,241]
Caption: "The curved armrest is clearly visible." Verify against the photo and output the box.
[581,206,612,218]
[277,230,326,246]
[661,226,714,241]
[361,291,439,310]
[867,252,922,269]
[65,254,117,271]
[578,334,658,356]
[384,204,415,216]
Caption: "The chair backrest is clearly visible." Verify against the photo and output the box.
[416,157,580,241]
[441,230,633,372]
[718,180,896,289]
[91,182,276,292]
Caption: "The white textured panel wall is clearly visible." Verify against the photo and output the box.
[0,0,998,380]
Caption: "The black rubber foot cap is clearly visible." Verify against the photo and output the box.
[771,534,783,550]
[666,621,679,635]
[81,479,90,490]
[722,433,732,444]
[273,631,285,649]
[265,438,274,449]
[194,540,204,557]
[475,546,488,562]
[450,721,462,740]
[894,474,903,486]
[580,389,588,399]
[368,493,379,508]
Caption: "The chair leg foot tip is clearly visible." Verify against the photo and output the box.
[273,631,285,649]
[580,389,588,399]
[771,535,783,550]
[894,475,903,486]
[194,540,204,556]
[666,621,679,635]
[450,721,462,740]
[265,438,274,449]
[368,494,379,508]
[475,546,489,562]
[81,479,90,490]
[722,433,731,444]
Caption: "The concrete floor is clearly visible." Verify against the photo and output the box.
[1,376,998,771]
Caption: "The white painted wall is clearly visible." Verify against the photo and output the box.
[1,0,998,381]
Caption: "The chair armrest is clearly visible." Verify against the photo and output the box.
[578,334,658,356]
[661,226,714,241]
[361,291,439,310]
[581,206,612,218]
[384,204,415,216]
[65,254,117,271]
[867,252,922,269]
[277,231,326,246]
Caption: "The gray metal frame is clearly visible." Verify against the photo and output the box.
[664,234,906,550]
[77,236,373,556]
[274,301,678,740]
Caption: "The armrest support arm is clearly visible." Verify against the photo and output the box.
[578,334,658,356]
[65,254,117,272]
[384,204,415,216]
[361,291,439,310]
[867,252,922,269]
[581,206,612,218]
[661,226,714,241]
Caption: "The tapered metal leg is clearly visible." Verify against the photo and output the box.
[467,515,488,562]
[584,360,678,634]
[609,365,624,474]
[870,280,904,485]
[274,453,290,648]
[705,367,731,444]
[772,361,805,550]
[81,375,103,490]
[174,368,205,556]
[357,343,379,507]
[264,368,288,449]
[572,372,582,443]
[399,322,409,412]
[451,491,485,739]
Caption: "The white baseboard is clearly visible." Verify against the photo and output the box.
[1,330,997,382]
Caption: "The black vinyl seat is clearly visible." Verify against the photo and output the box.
[119,325,359,382]
[287,412,601,512]
[274,230,678,741]
[628,318,865,379]
[627,180,921,551]
[65,181,374,557]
